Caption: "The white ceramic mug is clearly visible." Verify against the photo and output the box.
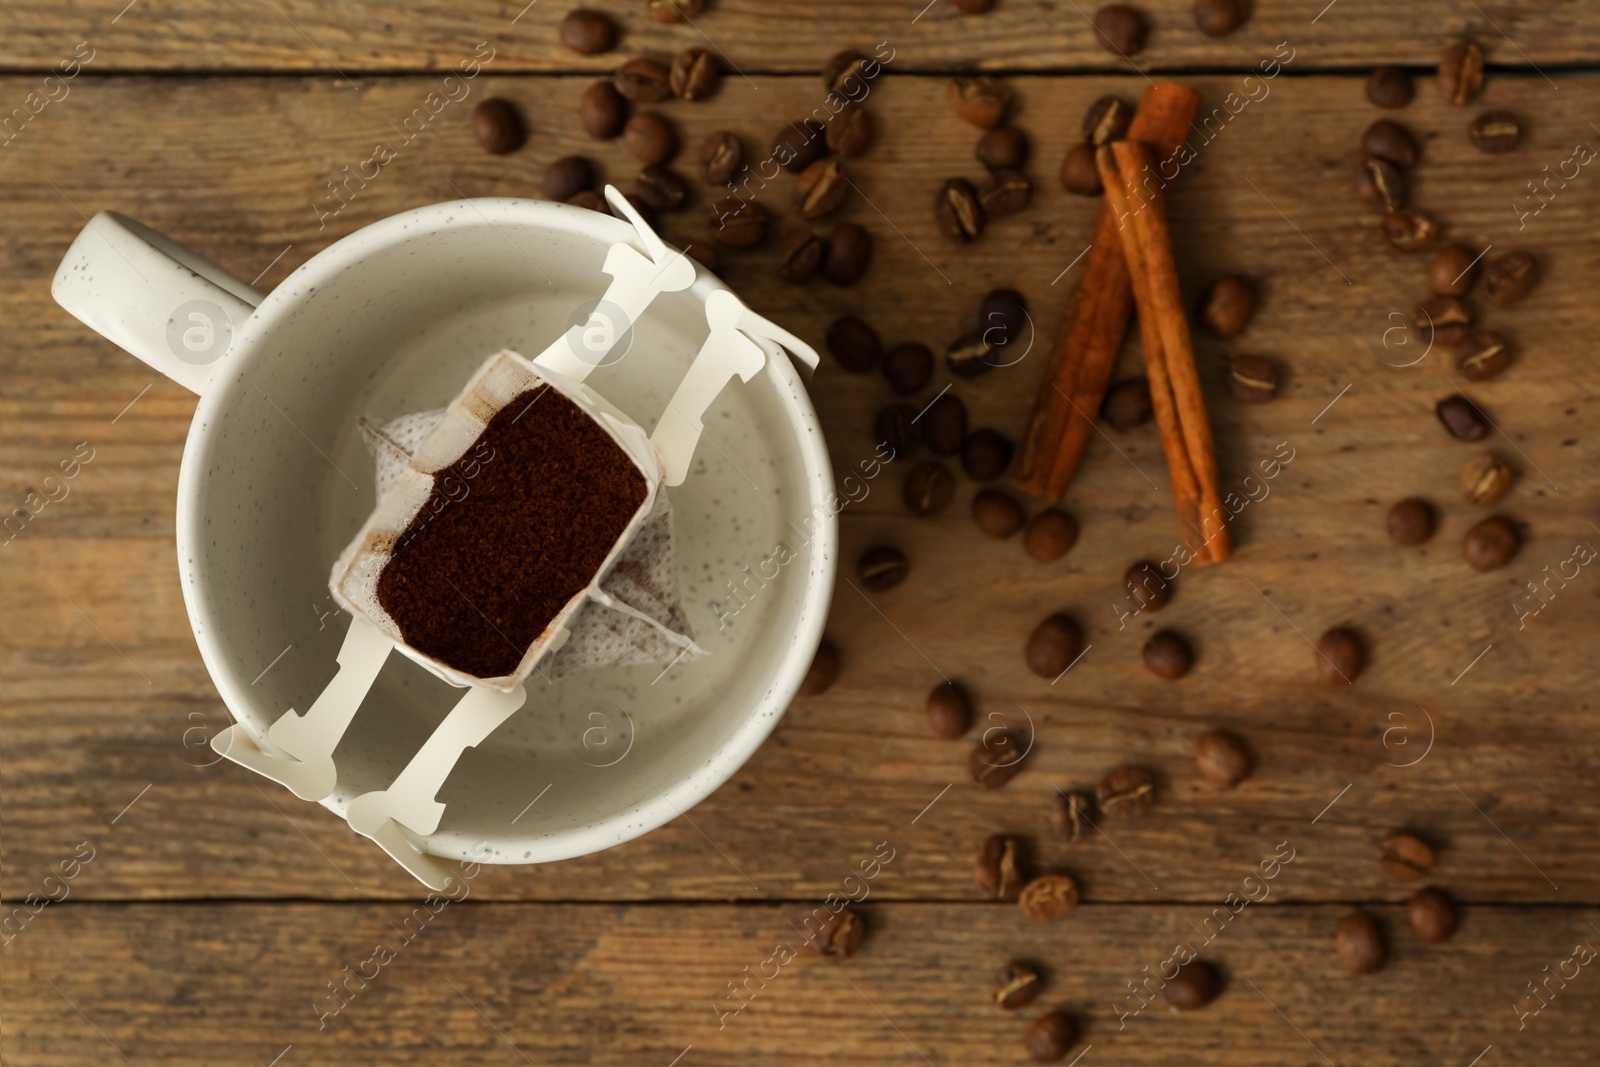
[52,199,836,874]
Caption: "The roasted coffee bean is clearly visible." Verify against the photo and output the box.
[559,8,616,55]
[922,394,968,455]
[904,462,954,515]
[632,165,689,212]
[1193,0,1245,37]
[624,111,678,164]
[674,237,717,271]
[978,126,1031,169]
[1163,960,1223,1009]
[1097,766,1155,818]
[993,962,1042,1011]
[970,729,1028,788]
[1142,630,1193,679]
[1463,515,1520,571]
[981,287,1030,349]
[772,119,826,173]
[1460,453,1512,506]
[1379,831,1435,878]
[798,638,838,696]
[822,49,872,95]
[1386,498,1436,545]
[1456,330,1511,381]
[1025,510,1079,564]
[1060,142,1103,196]
[1025,613,1082,678]
[615,57,672,103]
[1050,791,1091,841]
[961,429,1014,481]
[1436,394,1490,441]
[1125,560,1173,612]
[1337,912,1386,974]
[1315,627,1363,684]
[1409,886,1459,943]
[580,80,628,140]
[1382,209,1438,253]
[1367,65,1414,109]
[1439,40,1484,107]
[925,680,973,739]
[947,76,1013,129]
[973,489,1026,539]
[823,223,873,286]
[1413,295,1472,347]
[1082,97,1135,150]
[882,342,933,394]
[1101,376,1153,430]
[827,315,882,373]
[979,169,1032,217]
[1229,355,1279,403]
[1092,4,1148,55]
[976,833,1030,899]
[777,229,825,282]
[646,0,704,23]
[1356,157,1407,212]
[566,189,606,211]
[1195,730,1250,788]
[936,178,985,242]
[947,330,997,379]
[1018,873,1080,920]
[874,403,920,461]
[1469,109,1521,153]
[1024,1012,1079,1063]
[670,47,720,101]
[816,907,866,959]
[1485,250,1539,306]
[858,545,909,592]
[826,102,874,157]
[542,155,595,202]
[699,130,742,184]
[1362,119,1420,167]
[709,196,767,247]
[1431,243,1480,297]
[1198,274,1257,336]
[472,98,527,155]
[794,159,849,219]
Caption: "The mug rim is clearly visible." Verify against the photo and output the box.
[176,196,837,866]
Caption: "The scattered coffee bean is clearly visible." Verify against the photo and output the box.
[646,0,703,23]
[1382,209,1438,253]
[993,962,1043,1011]
[1409,886,1459,943]
[1092,4,1148,55]
[1024,1012,1079,1063]
[936,178,986,242]
[1026,613,1084,678]
[1469,109,1521,153]
[1485,250,1539,306]
[1463,515,1520,571]
[816,907,866,960]
[772,119,826,173]
[1193,0,1245,35]
[614,57,672,103]
[1367,65,1414,109]
[1337,912,1386,974]
[1439,40,1484,107]
[970,729,1028,788]
[1195,730,1250,788]
[922,393,969,455]
[875,403,920,461]
[1386,498,1436,545]
[709,196,767,248]
[904,462,954,515]
[795,159,849,219]
[1125,560,1173,612]
[858,545,909,592]
[1060,142,1103,196]
[567,189,606,211]
[926,680,974,739]
[1315,627,1364,684]
[542,155,595,202]
[1430,243,1480,297]
[632,165,689,212]
[1018,873,1080,920]
[882,342,933,394]
[1097,766,1155,818]
[1362,119,1419,167]
[673,237,717,271]
[1229,355,1280,404]
[1356,156,1407,213]
[1050,791,1092,840]
[799,638,838,696]
[623,111,678,164]
[1460,453,1512,506]
[980,169,1033,217]
[822,49,872,96]
[580,80,628,140]
[823,223,873,286]
[1413,295,1472,347]
[1436,394,1490,441]
[978,833,1031,900]
[472,98,527,155]
[962,429,1014,481]
[699,131,742,185]
[827,316,882,374]
[559,8,616,55]
[1163,960,1223,1009]
[1025,510,1079,564]
[978,126,1031,169]
[1102,377,1154,431]
[947,76,1013,129]
[670,47,720,101]
[777,229,825,282]
[1142,630,1193,679]
[826,102,874,157]
[1198,274,1257,336]
[1456,330,1511,381]
[981,288,1030,349]
[973,489,1026,539]
[1081,97,1133,149]
[947,330,997,379]
[1379,831,1435,879]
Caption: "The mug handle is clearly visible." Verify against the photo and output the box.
[51,211,264,395]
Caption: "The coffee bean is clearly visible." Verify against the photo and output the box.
[1367,65,1415,109]
[1198,274,1257,337]
[1092,4,1148,55]
[794,159,849,219]
[632,165,689,212]
[615,57,672,103]
[1485,250,1539,306]
[1083,95,1134,146]
[1408,886,1459,943]
[674,238,716,270]
[559,8,616,55]
[882,342,933,394]
[1024,1011,1079,1063]
[936,178,986,242]
[646,0,704,23]
[947,330,997,379]
[1362,119,1419,167]
[1025,510,1079,564]
[979,169,1032,217]
[700,131,742,184]
[1026,613,1083,678]
[1229,355,1279,404]
[580,80,628,140]
[1195,730,1250,788]
[1142,630,1193,679]
[1124,560,1173,612]
[624,110,678,164]
[1060,142,1103,196]
[542,155,595,202]
[822,49,873,96]
[1439,40,1484,107]
[1050,791,1092,840]
[1315,627,1363,684]
[1382,209,1438,253]
[1018,873,1080,920]
[670,47,720,101]
[777,229,825,282]
[823,223,874,286]
[970,729,1028,788]
[1101,377,1153,431]
[1380,831,1435,878]
[993,962,1043,1011]
[1193,0,1244,36]
[709,196,767,248]
[981,287,1030,350]
[1163,960,1223,1009]
[1460,453,1512,506]
[947,76,1013,129]
[961,429,1014,481]
[826,102,874,157]
[827,315,882,373]
[1430,243,1480,297]
[904,462,954,515]
[925,680,973,739]
[816,907,866,960]
[567,189,606,211]
[472,98,527,155]
[875,403,920,460]
[1469,109,1521,153]
[1386,498,1436,545]
[1456,330,1511,381]
[772,119,826,173]
[976,833,1030,899]
[1436,395,1490,441]
[1413,295,1472,347]
[1356,157,1407,212]
[799,638,838,696]
[978,126,1031,169]
[1463,515,1520,571]
[858,545,909,592]
[1337,912,1386,974]
[973,489,1026,539]
[922,394,968,455]
[1096,765,1155,818]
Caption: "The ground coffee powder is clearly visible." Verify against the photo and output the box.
[376,385,648,679]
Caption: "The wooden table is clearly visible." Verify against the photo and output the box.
[3,3,1598,1064]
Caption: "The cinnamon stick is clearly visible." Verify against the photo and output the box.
[1011,82,1201,502]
